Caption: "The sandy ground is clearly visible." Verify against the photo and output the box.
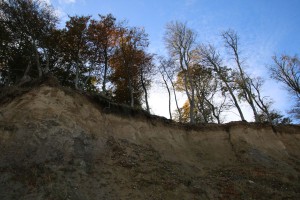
[0,84,300,199]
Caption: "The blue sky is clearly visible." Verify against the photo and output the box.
[47,0,300,121]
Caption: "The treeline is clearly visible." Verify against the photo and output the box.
[0,0,154,112]
[160,22,299,124]
[1,0,299,124]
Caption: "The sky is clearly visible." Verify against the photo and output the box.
[46,0,300,121]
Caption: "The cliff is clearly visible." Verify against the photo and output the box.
[0,78,300,199]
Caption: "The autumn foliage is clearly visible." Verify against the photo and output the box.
[0,0,154,110]
[0,0,297,123]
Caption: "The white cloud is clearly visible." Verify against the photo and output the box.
[149,77,185,119]
[54,7,67,19]
[53,7,68,27]
[59,0,76,4]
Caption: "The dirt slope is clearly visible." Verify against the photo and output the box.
[0,82,300,199]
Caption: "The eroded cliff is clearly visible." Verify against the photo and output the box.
[0,80,300,199]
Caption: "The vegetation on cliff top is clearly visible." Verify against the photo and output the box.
[0,0,299,124]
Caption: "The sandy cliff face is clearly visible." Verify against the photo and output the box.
[0,83,300,199]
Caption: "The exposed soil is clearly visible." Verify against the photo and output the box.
[0,78,300,199]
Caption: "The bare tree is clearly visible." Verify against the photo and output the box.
[175,63,231,124]
[206,93,231,124]
[270,55,300,98]
[193,65,230,124]
[176,64,214,123]
[250,77,291,124]
[270,54,300,119]
[198,44,246,121]
[164,21,197,123]
[158,60,172,120]
[158,57,182,121]
[221,29,259,122]
[250,77,273,122]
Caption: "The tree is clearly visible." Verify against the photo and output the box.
[158,62,172,120]
[177,100,193,123]
[1,1,157,114]
[270,55,300,120]
[248,76,289,124]
[248,77,272,121]
[110,26,150,107]
[176,66,212,123]
[138,52,154,113]
[221,29,259,122]
[61,15,90,89]
[0,0,58,84]
[158,57,182,121]
[270,55,300,98]
[87,14,117,93]
[175,64,230,124]
[192,64,230,124]
[164,21,197,123]
[199,44,246,121]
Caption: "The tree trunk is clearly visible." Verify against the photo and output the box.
[129,80,134,107]
[203,93,220,124]
[75,50,82,90]
[251,80,272,122]
[84,61,95,89]
[189,84,195,124]
[35,47,42,77]
[75,63,79,89]
[180,56,195,124]
[247,97,259,122]
[217,66,245,121]
[140,71,150,113]
[171,84,181,122]
[225,80,245,121]
[161,72,172,120]
[18,60,32,86]
[165,67,181,121]
[183,53,196,124]
[102,49,108,93]
[23,60,32,78]
[128,65,134,107]
[195,88,208,123]
[44,50,50,74]
[223,31,257,121]
[235,53,258,121]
